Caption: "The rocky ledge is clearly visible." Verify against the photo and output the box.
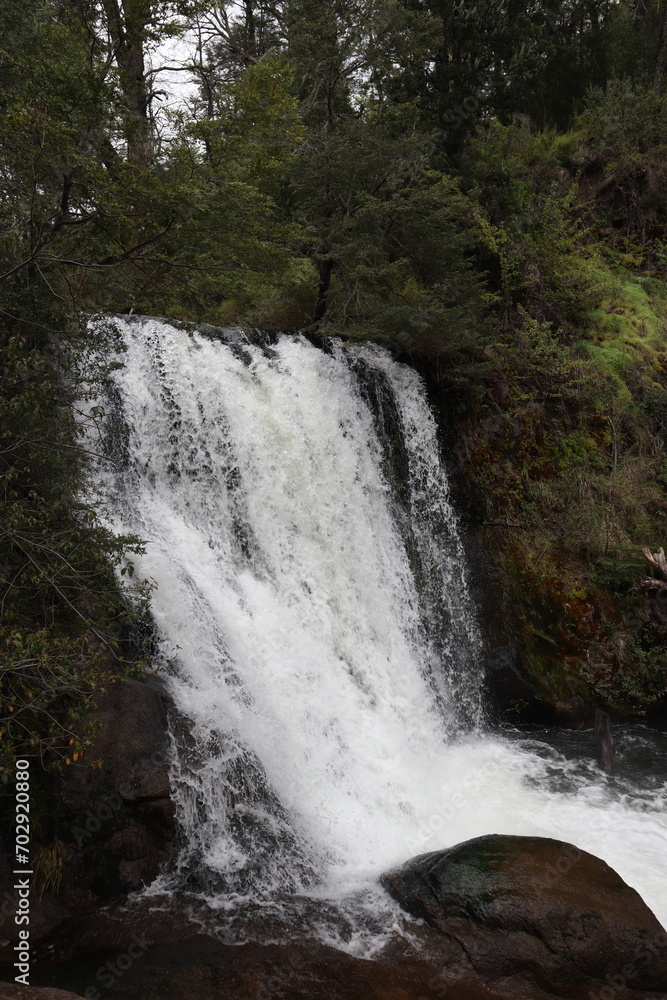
[2,835,666,999]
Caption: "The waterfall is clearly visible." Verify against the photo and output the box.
[94,316,667,937]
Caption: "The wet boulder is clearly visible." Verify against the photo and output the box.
[0,988,86,1000]
[381,834,667,999]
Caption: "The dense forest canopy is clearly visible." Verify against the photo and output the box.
[3,0,667,775]
[1,0,666,330]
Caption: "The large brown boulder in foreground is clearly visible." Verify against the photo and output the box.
[382,834,667,999]
[0,988,85,1000]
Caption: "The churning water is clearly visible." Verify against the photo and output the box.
[93,317,667,939]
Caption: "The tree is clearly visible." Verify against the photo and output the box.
[189,0,286,100]
[100,0,157,162]
[390,0,617,144]
[278,0,487,342]
[655,2,667,96]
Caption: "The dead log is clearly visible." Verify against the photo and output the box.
[594,707,613,774]
[642,545,667,581]
[640,546,667,626]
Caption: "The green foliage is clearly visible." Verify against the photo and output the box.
[607,1,667,89]
[577,80,667,247]
[463,261,667,713]
[292,129,489,356]
[392,0,616,143]
[500,313,594,406]
[157,53,308,323]
[33,839,64,897]
[581,629,667,711]
[0,323,150,776]
[452,110,667,712]
[0,0,305,324]
[463,121,615,329]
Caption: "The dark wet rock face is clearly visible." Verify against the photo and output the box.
[55,677,178,909]
[0,678,179,952]
[482,647,590,729]
[382,834,667,999]
[483,646,551,724]
[18,898,513,1000]
[59,676,174,815]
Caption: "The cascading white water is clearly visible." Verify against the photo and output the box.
[94,317,667,936]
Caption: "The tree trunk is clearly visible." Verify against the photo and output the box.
[313,155,334,323]
[655,4,667,97]
[313,255,333,323]
[594,707,614,774]
[244,0,256,57]
[641,545,667,625]
[103,0,154,164]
